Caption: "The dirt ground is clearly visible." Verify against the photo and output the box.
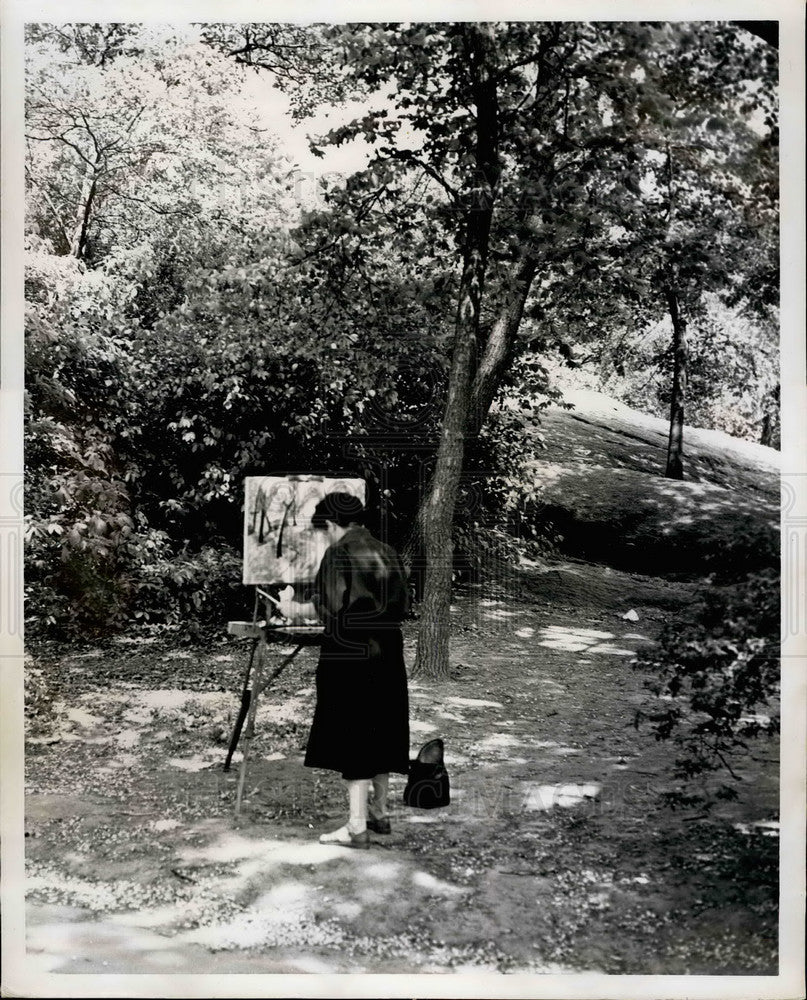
[23,394,781,976]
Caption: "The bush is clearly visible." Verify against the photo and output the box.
[129,538,246,629]
[25,505,246,643]
[24,478,136,643]
[635,568,779,796]
[446,405,560,586]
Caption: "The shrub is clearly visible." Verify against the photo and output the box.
[129,538,246,630]
[448,403,560,580]
[635,568,780,797]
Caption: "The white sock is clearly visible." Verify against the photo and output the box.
[369,773,389,820]
[346,779,370,834]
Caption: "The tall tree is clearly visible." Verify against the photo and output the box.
[208,21,777,676]
[265,22,659,677]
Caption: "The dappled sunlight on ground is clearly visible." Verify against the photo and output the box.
[478,733,526,752]
[410,719,440,734]
[529,396,779,579]
[28,816,489,973]
[446,696,503,709]
[64,706,101,727]
[550,388,779,468]
[734,821,779,838]
[412,870,468,895]
[25,588,780,975]
[167,751,227,772]
[26,914,188,973]
[537,625,641,656]
[181,878,341,951]
[178,832,348,867]
[521,783,602,811]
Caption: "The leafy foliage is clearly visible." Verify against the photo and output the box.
[636,566,779,794]
[23,27,298,637]
[128,538,245,632]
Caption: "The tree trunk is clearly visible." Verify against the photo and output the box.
[413,25,499,680]
[664,285,687,480]
[759,412,773,447]
[69,164,100,260]
[759,383,779,447]
[411,266,480,679]
[467,252,538,436]
[402,251,538,590]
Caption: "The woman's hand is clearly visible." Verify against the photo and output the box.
[276,585,297,620]
[277,585,319,625]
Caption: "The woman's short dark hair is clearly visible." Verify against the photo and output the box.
[311,493,365,530]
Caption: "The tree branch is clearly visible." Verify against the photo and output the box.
[378,149,460,203]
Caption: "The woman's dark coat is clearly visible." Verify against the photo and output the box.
[304,525,410,780]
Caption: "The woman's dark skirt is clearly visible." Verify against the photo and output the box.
[304,626,410,779]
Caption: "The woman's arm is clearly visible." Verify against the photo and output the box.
[312,545,349,627]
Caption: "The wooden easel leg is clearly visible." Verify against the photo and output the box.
[223,637,258,772]
[235,640,266,817]
[224,589,263,772]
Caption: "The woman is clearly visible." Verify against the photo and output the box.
[304,493,410,848]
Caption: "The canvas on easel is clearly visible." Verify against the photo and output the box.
[242,474,366,623]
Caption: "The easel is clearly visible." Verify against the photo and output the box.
[224,587,320,816]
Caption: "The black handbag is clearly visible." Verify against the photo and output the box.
[403,738,450,809]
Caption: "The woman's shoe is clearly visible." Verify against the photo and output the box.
[367,816,391,835]
[318,825,369,849]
